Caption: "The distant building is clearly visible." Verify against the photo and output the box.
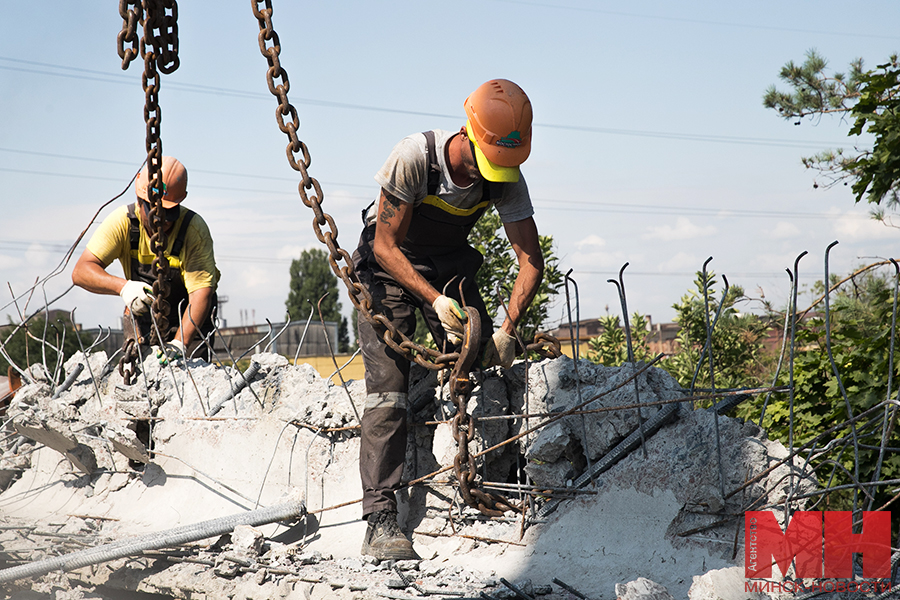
[547,316,681,357]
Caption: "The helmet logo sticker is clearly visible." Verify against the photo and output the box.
[496,131,522,148]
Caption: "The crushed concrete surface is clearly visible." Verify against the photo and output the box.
[0,351,822,599]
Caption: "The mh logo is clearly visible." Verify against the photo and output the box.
[745,511,891,579]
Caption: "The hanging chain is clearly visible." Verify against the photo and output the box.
[116,0,179,381]
[119,338,140,385]
[141,0,171,345]
[116,1,142,70]
[451,307,520,516]
[250,0,559,516]
[249,0,558,370]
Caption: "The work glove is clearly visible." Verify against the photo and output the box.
[119,280,154,316]
[432,295,467,345]
[482,329,517,369]
[156,339,185,366]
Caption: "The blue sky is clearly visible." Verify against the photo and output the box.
[1,2,899,334]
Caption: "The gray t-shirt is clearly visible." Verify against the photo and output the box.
[367,129,534,225]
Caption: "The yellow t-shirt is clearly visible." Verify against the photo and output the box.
[86,204,220,294]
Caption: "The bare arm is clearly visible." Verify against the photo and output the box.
[177,287,214,347]
[372,189,442,305]
[500,216,544,336]
[72,249,127,295]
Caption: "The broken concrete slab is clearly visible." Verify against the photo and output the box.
[0,352,817,600]
[616,577,676,600]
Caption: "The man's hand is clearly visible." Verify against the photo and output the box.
[432,295,467,345]
[156,339,185,366]
[482,329,517,369]
[119,281,154,316]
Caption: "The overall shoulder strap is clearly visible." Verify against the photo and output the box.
[169,209,196,257]
[126,203,141,252]
[481,181,503,203]
[422,130,440,197]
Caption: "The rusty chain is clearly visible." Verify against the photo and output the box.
[250,0,559,515]
[249,0,559,370]
[116,0,180,382]
[116,1,142,70]
[451,307,520,516]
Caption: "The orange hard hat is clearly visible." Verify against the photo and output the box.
[464,79,532,182]
[136,156,188,208]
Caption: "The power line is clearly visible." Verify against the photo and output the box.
[0,57,849,150]
[0,158,873,221]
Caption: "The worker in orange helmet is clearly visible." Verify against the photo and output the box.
[351,80,544,560]
[73,156,220,365]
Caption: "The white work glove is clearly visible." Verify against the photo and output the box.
[432,295,467,345]
[482,329,517,369]
[156,339,185,366]
[119,280,154,316]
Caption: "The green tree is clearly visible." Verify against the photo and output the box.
[755,267,900,513]
[469,207,564,343]
[586,312,653,366]
[662,271,771,392]
[286,249,351,352]
[410,207,564,350]
[1,316,85,376]
[764,49,900,220]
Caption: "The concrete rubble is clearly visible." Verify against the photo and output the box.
[0,350,819,599]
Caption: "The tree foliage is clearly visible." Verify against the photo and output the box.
[1,317,85,376]
[660,271,772,391]
[285,248,351,352]
[469,207,564,343]
[756,267,900,512]
[410,208,564,349]
[586,313,653,366]
[764,49,900,210]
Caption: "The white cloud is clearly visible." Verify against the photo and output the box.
[576,234,606,250]
[658,251,698,272]
[770,222,800,239]
[642,217,716,241]
[832,210,897,241]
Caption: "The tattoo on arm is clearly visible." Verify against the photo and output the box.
[379,194,403,226]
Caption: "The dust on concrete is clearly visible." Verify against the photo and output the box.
[0,351,815,599]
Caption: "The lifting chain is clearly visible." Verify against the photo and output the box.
[250,0,560,515]
[451,307,520,517]
[116,0,180,382]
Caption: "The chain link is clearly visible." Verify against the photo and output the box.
[250,0,560,515]
[117,1,142,70]
[116,0,179,381]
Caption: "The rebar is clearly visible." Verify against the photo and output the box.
[316,294,361,425]
[50,363,83,400]
[822,241,861,518]
[870,257,900,510]
[0,496,305,583]
[562,272,597,484]
[263,315,292,354]
[608,263,648,459]
[68,310,103,407]
[208,361,262,417]
[293,305,316,363]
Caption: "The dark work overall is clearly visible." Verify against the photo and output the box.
[121,203,217,362]
[352,131,501,517]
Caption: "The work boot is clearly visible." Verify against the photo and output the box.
[361,509,420,561]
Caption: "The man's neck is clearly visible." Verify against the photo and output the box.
[445,132,478,188]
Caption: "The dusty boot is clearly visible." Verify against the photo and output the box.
[361,509,420,560]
